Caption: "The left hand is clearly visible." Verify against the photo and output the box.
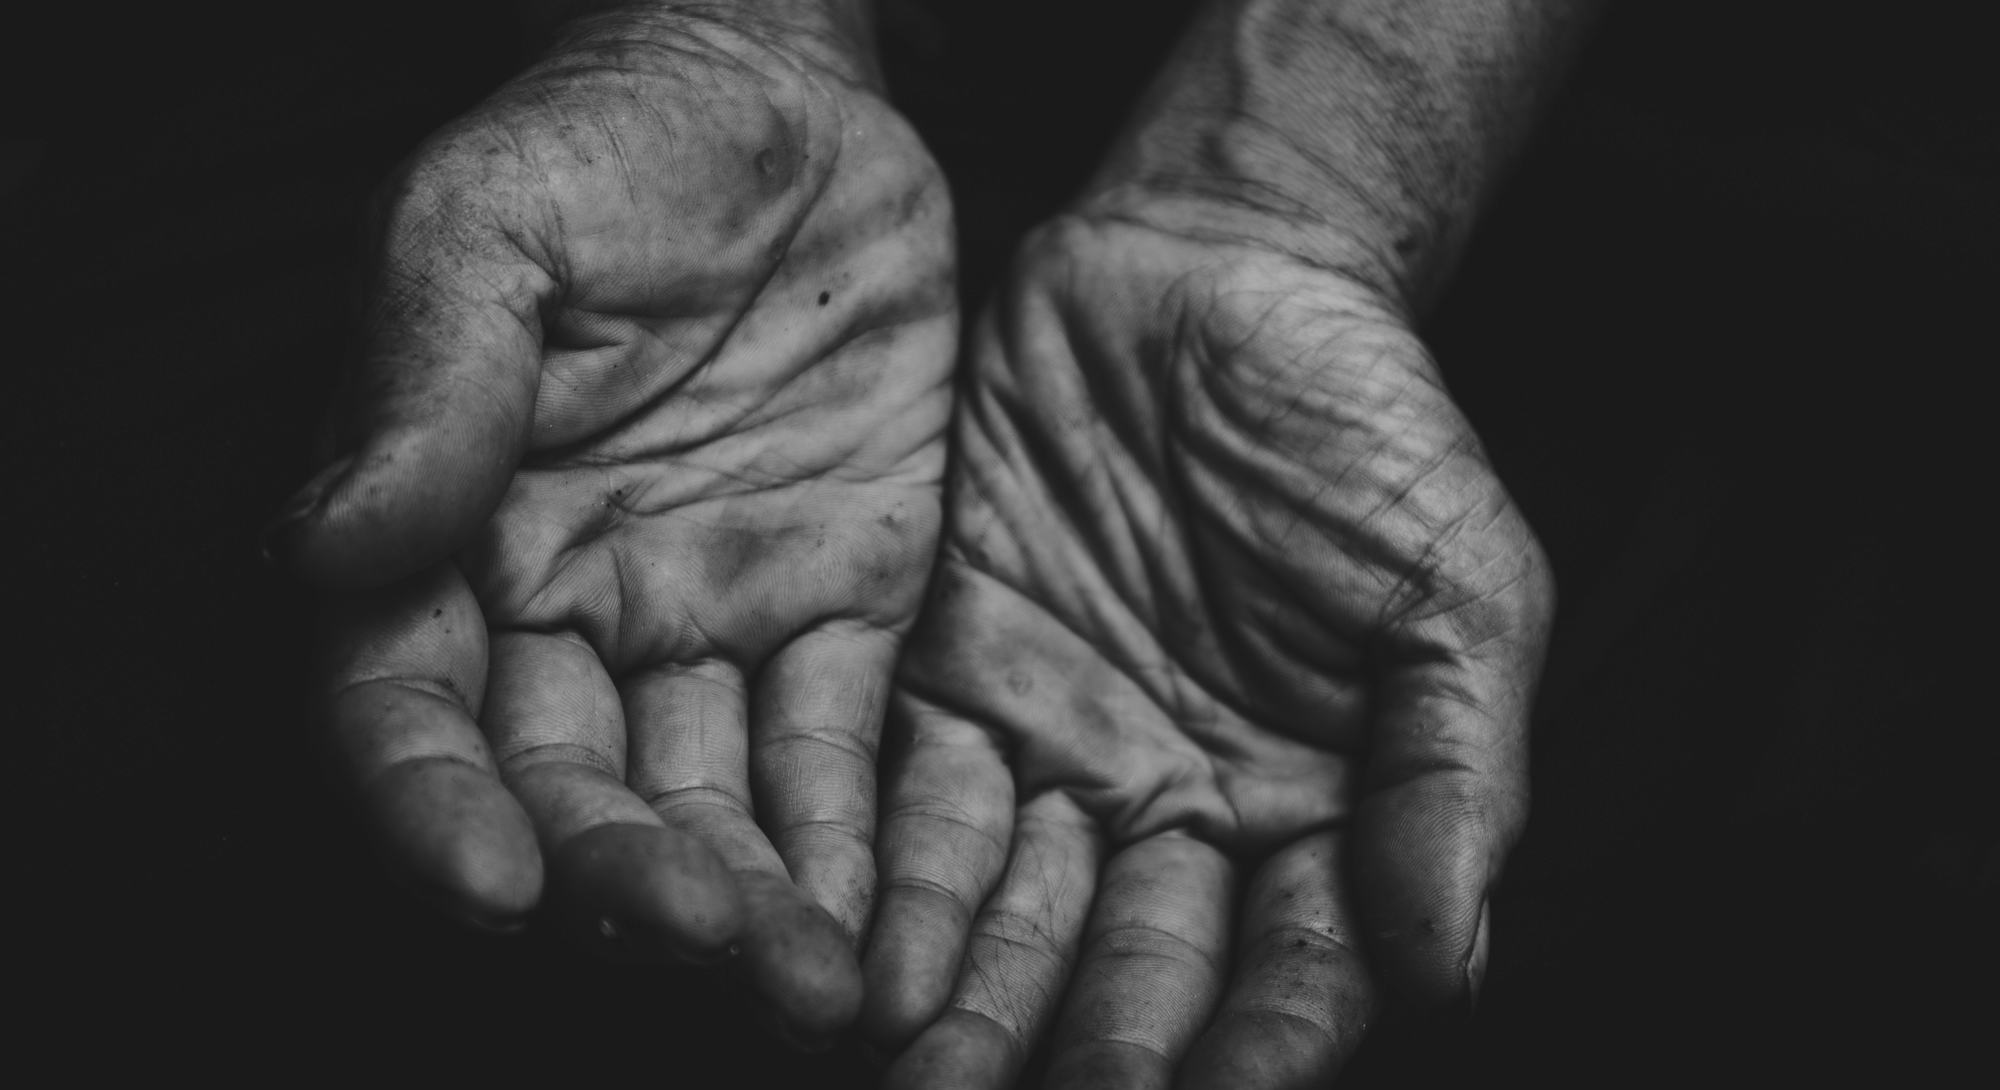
[860,206,1554,1088]
[270,2,956,1047]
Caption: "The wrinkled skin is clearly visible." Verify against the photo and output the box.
[863,211,1554,1088]
[275,7,955,1045]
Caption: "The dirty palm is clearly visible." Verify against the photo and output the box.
[294,8,955,1045]
[866,215,1551,1087]
[280,3,1556,1085]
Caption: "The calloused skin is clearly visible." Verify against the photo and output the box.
[274,0,1557,1075]
[274,6,955,1045]
[861,208,1554,1088]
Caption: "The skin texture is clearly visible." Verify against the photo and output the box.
[861,209,1553,1088]
[272,2,955,1044]
[859,2,1585,1082]
[274,0,1575,1075]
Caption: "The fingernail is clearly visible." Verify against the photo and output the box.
[1463,900,1492,1013]
[259,455,353,565]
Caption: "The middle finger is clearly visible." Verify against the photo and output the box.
[624,657,863,1048]
[483,629,741,962]
[883,790,1101,1090]
[1040,833,1235,1090]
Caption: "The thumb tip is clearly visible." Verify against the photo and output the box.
[1463,898,1492,1011]
[1362,891,1493,1016]
[262,444,505,590]
[260,453,356,571]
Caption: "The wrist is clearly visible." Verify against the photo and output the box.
[1073,176,1414,319]
[1075,0,1592,314]
[1070,2,1427,311]
[519,0,881,82]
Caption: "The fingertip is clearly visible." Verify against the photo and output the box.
[280,433,517,591]
[1465,899,1491,1006]
[882,1010,1016,1090]
[859,895,965,1047]
[1177,1011,1354,1090]
[1352,791,1493,1011]
[753,1005,840,1056]
[364,757,543,932]
[735,872,865,1044]
[260,454,355,572]
[1358,898,1482,1012]
[549,823,745,964]
[794,846,877,953]
[860,876,984,1048]
[1043,1042,1171,1090]
[858,974,941,1052]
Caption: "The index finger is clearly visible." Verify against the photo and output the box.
[317,563,542,930]
[750,621,901,945]
[1175,830,1376,1088]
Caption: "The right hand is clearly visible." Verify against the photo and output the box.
[861,207,1554,1087]
[264,1,956,1048]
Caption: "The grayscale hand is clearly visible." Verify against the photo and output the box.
[861,209,1554,1087]
[265,1,954,1047]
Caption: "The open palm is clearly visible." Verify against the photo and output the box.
[278,7,955,1045]
[864,213,1552,1087]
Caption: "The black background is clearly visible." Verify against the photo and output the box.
[8,0,1995,1083]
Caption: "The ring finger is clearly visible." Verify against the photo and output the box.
[483,630,742,962]
[623,657,863,1048]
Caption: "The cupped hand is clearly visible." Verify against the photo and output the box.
[862,211,1553,1087]
[267,3,955,1046]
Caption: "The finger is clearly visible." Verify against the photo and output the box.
[1354,648,1536,1008]
[318,563,541,931]
[750,621,900,945]
[1175,831,1376,1089]
[267,173,553,590]
[882,791,1100,1090]
[1040,834,1235,1090]
[860,693,1015,1046]
[485,631,741,963]
[624,660,862,1047]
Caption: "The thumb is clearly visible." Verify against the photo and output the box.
[1352,650,1535,1012]
[266,181,554,590]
